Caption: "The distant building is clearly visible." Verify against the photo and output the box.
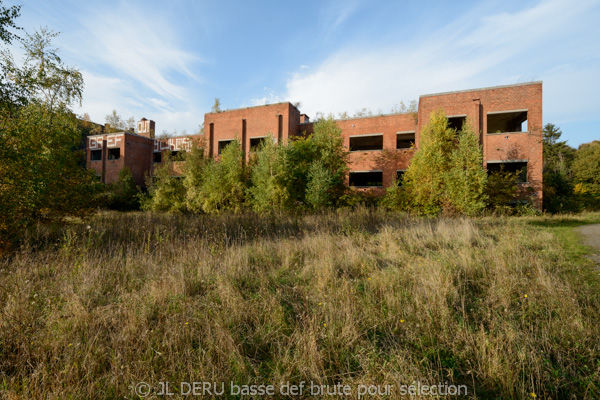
[86,81,543,207]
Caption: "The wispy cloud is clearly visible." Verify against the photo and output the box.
[285,0,600,133]
[80,3,202,101]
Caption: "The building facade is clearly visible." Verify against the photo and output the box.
[86,81,543,206]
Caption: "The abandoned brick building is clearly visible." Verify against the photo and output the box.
[86,81,543,207]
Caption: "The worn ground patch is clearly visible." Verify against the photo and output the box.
[576,223,600,264]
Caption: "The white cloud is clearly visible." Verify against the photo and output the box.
[285,0,600,124]
[70,3,206,135]
[249,88,283,106]
[79,4,202,101]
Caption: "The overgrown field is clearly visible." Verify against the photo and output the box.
[1,210,599,399]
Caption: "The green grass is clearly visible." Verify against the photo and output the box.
[1,210,599,399]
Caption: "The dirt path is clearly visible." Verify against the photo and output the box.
[576,223,600,264]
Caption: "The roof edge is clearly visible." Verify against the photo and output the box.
[205,101,298,116]
[419,81,543,98]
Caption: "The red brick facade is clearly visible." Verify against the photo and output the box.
[86,81,543,207]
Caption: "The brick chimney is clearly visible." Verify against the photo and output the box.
[138,118,155,138]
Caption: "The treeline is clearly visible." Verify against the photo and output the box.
[542,124,600,212]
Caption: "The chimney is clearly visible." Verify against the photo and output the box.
[300,114,310,124]
[138,118,155,139]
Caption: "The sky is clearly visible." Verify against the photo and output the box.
[7,0,600,146]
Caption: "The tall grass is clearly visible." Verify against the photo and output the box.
[1,210,599,399]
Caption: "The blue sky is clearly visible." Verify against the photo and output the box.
[8,0,600,146]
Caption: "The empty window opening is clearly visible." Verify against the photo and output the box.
[153,152,162,163]
[487,161,528,183]
[108,148,120,160]
[250,136,269,152]
[396,132,415,149]
[349,171,383,187]
[218,140,233,155]
[170,151,186,161]
[396,170,406,185]
[448,115,466,131]
[349,134,383,151]
[487,110,528,134]
[90,149,102,161]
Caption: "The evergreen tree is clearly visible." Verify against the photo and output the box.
[247,137,290,213]
[402,109,455,214]
[444,122,488,215]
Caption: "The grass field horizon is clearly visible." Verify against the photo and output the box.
[1,210,599,399]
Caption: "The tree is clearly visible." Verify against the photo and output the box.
[183,140,209,213]
[193,140,247,214]
[105,167,140,211]
[572,140,600,209]
[444,122,488,215]
[0,1,20,43]
[0,2,23,112]
[105,109,135,133]
[0,28,99,249]
[542,123,577,212]
[486,168,519,211]
[402,109,456,214]
[283,115,349,209]
[305,160,335,209]
[211,98,222,113]
[140,154,186,212]
[400,110,488,215]
[247,137,290,213]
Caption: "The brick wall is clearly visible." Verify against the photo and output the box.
[204,102,300,161]
[86,82,543,207]
[418,82,543,206]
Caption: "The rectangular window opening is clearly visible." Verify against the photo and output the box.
[487,110,528,134]
[90,149,102,161]
[153,152,162,163]
[218,140,233,155]
[396,132,415,149]
[448,116,466,132]
[349,134,383,151]
[349,171,383,187]
[108,148,120,160]
[396,170,406,186]
[250,136,269,152]
[487,161,528,183]
[170,151,185,161]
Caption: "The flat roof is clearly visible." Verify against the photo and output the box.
[205,101,299,115]
[419,81,542,98]
[87,130,145,139]
[87,131,201,140]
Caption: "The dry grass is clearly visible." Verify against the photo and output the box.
[1,210,599,399]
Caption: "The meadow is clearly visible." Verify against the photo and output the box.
[1,210,599,399]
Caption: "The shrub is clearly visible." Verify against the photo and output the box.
[104,167,140,211]
[247,137,290,213]
[401,110,488,215]
[444,123,488,215]
[194,140,248,214]
[140,154,186,212]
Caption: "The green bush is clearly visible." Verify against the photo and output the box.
[399,110,488,215]
[104,167,140,211]
[246,137,290,213]
[194,140,248,214]
[140,154,186,212]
